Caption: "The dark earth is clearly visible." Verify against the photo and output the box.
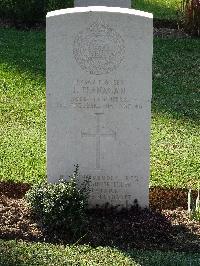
[0,181,199,253]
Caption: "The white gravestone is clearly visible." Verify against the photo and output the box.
[74,0,131,8]
[46,6,153,208]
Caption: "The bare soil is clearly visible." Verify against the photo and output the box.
[154,27,190,38]
[0,182,199,252]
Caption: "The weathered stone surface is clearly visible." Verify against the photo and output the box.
[74,0,131,8]
[46,6,153,208]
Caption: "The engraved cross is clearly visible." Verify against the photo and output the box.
[81,113,116,170]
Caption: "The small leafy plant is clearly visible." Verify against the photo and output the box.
[26,165,90,235]
[188,183,200,221]
[181,0,200,36]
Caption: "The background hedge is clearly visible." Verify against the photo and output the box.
[0,0,74,25]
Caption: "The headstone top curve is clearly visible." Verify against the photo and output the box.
[46,6,153,19]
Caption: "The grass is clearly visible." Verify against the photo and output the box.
[0,28,200,189]
[134,0,182,20]
[0,239,200,266]
[0,29,46,183]
[151,38,200,188]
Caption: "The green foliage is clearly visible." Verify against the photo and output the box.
[0,0,183,25]
[181,0,200,36]
[192,208,200,221]
[26,166,89,235]
[46,0,74,12]
[134,0,181,20]
[0,0,73,25]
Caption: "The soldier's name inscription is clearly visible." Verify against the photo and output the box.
[70,78,144,110]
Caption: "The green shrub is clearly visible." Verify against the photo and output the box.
[0,0,74,26]
[181,0,200,36]
[0,0,43,25]
[26,166,90,235]
[46,0,74,12]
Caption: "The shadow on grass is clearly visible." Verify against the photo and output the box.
[126,248,200,265]
[153,38,200,123]
[0,28,45,78]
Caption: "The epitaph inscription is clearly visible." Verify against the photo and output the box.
[73,20,125,75]
[81,174,141,207]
